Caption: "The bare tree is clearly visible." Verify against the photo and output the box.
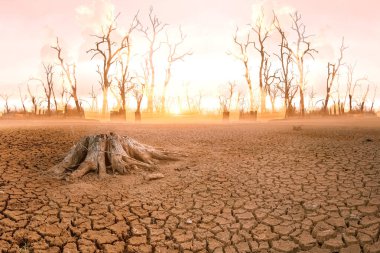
[288,12,318,116]
[359,83,370,112]
[235,87,246,112]
[252,9,272,113]
[89,85,98,112]
[263,58,280,113]
[345,64,366,112]
[139,7,167,113]
[0,94,11,114]
[229,27,255,112]
[60,83,71,113]
[133,83,145,115]
[161,26,192,113]
[133,58,150,116]
[37,64,57,115]
[113,13,139,115]
[87,14,135,116]
[51,38,82,113]
[219,82,236,113]
[27,82,39,114]
[18,86,27,113]
[274,15,298,117]
[323,38,346,112]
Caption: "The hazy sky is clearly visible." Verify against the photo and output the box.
[0,0,379,110]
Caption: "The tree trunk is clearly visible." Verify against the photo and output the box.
[259,54,265,113]
[161,90,166,114]
[242,61,254,112]
[47,99,51,115]
[49,132,183,180]
[299,88,305,116]
[323,88,331,113]
[349,95,353,112]
[102,87,109,116]
[73,93,81,113]
[260,87,266,114]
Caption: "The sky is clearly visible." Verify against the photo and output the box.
[0,0,379,112]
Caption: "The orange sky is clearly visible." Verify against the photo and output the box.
[0,0,379,111]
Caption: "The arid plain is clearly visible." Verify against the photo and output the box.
[0,118,379,253]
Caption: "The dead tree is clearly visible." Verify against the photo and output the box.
[323,38,346,113]
[112,13,139,115]
[51,38,82,113]
[263,58,280,113]
[27,82,39,114]
[0,94,11,114]
[60,83,71,113]
[133,84,144,115]
[274,15,298,117]
[288,12,318,116]
[252,10,272,113]
[359,83,370,112]
[89,85,98,112]
[161,26,191,113]
[229,27,255,112]
[115,58,134,114]
[345,64,366,112]
[37,64,57,115]
[18,87,27,113]
[218,82,236,114]
[87,14,135,116]
[235,87,246,112]
[49,132,182,180]
[139,7,167,113]
[133,59,150,119]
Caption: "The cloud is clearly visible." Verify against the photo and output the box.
[76,0,115,34]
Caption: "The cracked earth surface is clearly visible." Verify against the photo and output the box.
[0,119,379,253]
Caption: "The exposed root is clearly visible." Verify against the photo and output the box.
[49,132,182,179]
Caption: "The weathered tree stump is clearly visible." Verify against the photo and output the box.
[49,132,181,179]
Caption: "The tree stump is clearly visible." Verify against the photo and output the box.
[49,132,182,179]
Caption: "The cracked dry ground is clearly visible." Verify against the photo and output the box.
[0,120,379,253]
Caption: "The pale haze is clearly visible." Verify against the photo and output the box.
[0,0,379,110]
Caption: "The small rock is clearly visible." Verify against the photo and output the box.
[185,218,192,224]
[146,173,164,180]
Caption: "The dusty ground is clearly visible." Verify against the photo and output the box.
[0,118,379,253]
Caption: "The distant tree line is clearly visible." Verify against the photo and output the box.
[0,7,378,119]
